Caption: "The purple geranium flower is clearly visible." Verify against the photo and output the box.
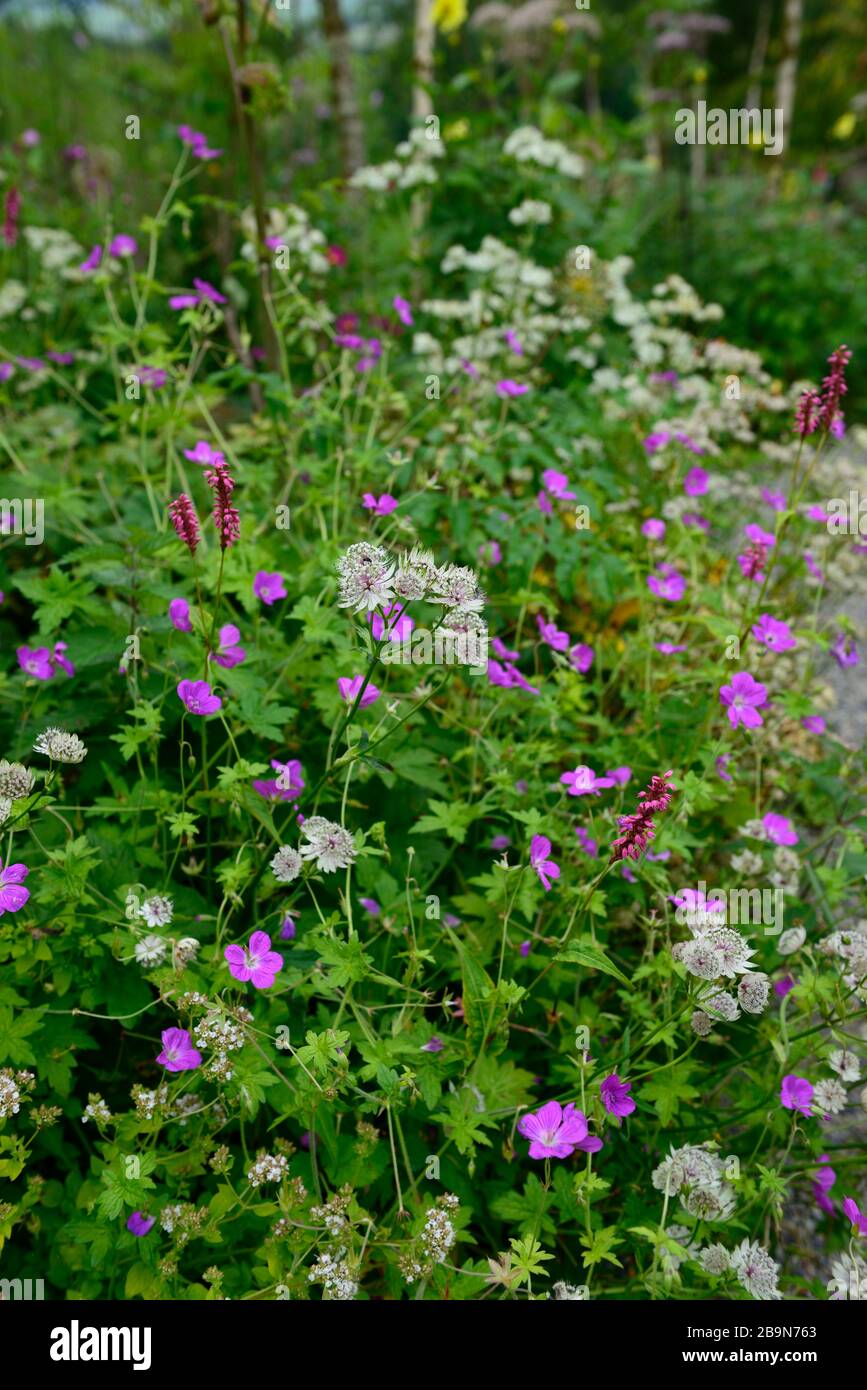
[17,645,54,680]
[518,1100,602,1160]
[641,518,665,540]
[362,492,398,517]
[647,567,686,601]
[127,1211,155,1237]
[0,862,30,915]
[683,466,708,496]
[570,643,594,674]
[253,570,287,606]
[842,1197,867,1236]
[536,614,570,651]
[420,1036,444,1053]
[177,679,222,716]
[211,624,246,669]
[541,469,576,501]
[156,1027,202,1072]
[831,632,858,668]
[763,813,798,846]
[359,897,380,916]
[169,598,192,633]
[561,765,614,796]
[109,235,138,258]
[337,675,380,708]
[392,295,413,327]
[719,672,767,730]
[224,930,284,989]
[495,379,529,398]
[780,1074,813,1118]
[753,613,796,653]
[530,835,560,892]
[600,1072,636,1118]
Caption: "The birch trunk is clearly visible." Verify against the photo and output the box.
[319,0,365,180]
[774,0,802,156]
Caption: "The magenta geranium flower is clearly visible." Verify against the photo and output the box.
[641,518,665,540]
[156,1027,202,1072]
[359,897,380,916]
[647,567,686,601]
[392,295,413,327]
[337,675,380,708]
[504,328,523,355]
[362,492,398,517]
[79,244,102,273]
[575,825,598,858]
[51,642,75,677]
[541,469,576,501]
[17,645,53,680]
[802,714,826,735]
[211,624,246,669]
[177,679,222,716]
[224,930,284,989]
[561,765,614,796]
[780,1074,813,1117]
[753,613,796,653]
[183,439,219,465]
[656,641,686,654]
[421,1036,444,1053]
[529,835,560,892]
[495,379,529,398]
[745,522,776,548]
[716,754,733,782]
[600,1072,636,1118]
[537,614,570,651]
[719,672,767,730]
[0,862,30,915]
[127,1211,155,1236]
[683,466,708,496]
[518,1100,602,1160]
[570,643,594,674]
[813,1162,836,1216]
[178,125,223,160]
[831,632,858,668]
[370,604,412,640]
[842,1197,867,1236]
[763,813,798,846]
[762,488,787,511]
[169,598,192,633]
[253,571,287,606]
[109,234,138,258]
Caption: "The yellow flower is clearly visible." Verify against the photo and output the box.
[443,118,470,141]
[832,112,856,141]
[431,0,467,34]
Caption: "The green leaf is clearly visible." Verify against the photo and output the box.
[555,940,632,986]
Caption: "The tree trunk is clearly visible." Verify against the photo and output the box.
[774,0,802,156]
[412,0,435,122]
[319,0,365,180]
[746,0,772,112]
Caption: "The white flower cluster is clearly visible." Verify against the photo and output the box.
[0,1068,22,1118]
[308,1245,358,1300]
[508,198,552,226]
[33,727,87,763]
[400,1193,460,1284]
[311,1190,351,1238]
[819,923,867,993]
[336,541,485,627]
[730,1240,782,1300]
[503,125,584,178]
[0,759,35,800]
[652,1142,736,1223]
[81,1094,112,1125]
[135,935,167,967]
[350,127,444,192]
[240,203,331,276]
[24,225,85,272]
[272,817,357,881]
[139,894,173,928]
[247,1152,289,1187]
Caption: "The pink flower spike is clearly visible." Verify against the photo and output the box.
[529,835,560,892]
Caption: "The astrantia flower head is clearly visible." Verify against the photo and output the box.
[139,894,173,928]
[393,546,437,601]
[518,1100,602,1160]
[737,972,770,1015]
[336,541,396,612]
[730,1240,782,1300]
[0,759,35,799]
[271,845,302,883]
[813,1077,847,1116]
[430,564,485,613]
[33,727,87,763]
[135,935,168,967]
[700,1244,731,1276]
[299,817,356,873]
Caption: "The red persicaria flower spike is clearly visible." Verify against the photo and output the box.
[818,344,851,432]
[168,493,200,555]
[794,389,821,438]
[205,460,240,549]
[610,770,675,863]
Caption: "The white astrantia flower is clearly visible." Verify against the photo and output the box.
[0,797,11,827]
[271,845,302,883]
[139,894,173,928]
[682,928,755,981]
[175,937,201,967]
[690,1009,714,1037]
[698,987,740,1022]
[429,564,485,613]
[827,1252,867,1301]
[730,1240,782,1300]
[336,542,396,612]
[659,1224,698,1275]
[33,727,88,763]
[393,546,438,601]
[738,973,771,1015]
[828,1049,861,1083]
[0,759,35,799]
[741,818,768,842]
[299,817,356,873]
[135,935,168,967]
[730,850,764,875]
[777,926,806,955]
[508,199,552,226]
[812,1077,847,1115]
[700,1244,731,1276]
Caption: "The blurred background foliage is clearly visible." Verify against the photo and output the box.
[1,0,866,402]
